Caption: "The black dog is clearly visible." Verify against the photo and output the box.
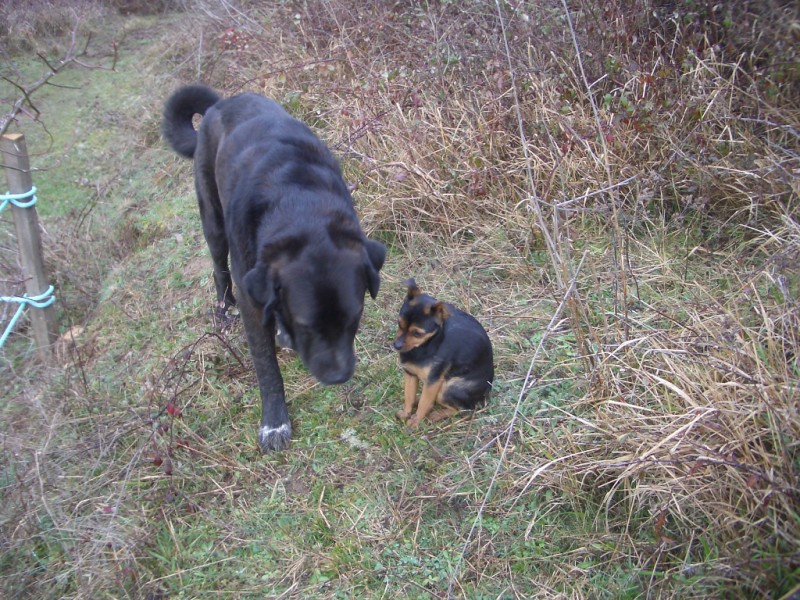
[393,279,493,427]
[162,85,385,452]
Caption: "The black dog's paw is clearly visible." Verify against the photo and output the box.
[275,327,295,352]
[258,423,292,452]
[212,302,240,331]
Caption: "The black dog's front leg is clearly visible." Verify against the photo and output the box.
[239,298,292,452]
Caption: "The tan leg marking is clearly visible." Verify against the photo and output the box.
[428,404,459,422]
[407,376,445,428]
[396,371,419,421]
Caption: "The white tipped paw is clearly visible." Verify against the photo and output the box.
[258,423,291,452]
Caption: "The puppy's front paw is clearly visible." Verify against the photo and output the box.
[258,423,292,452]
[406,414,423,428]
[395,409,411,422]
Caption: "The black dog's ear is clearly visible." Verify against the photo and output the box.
[365,238,386,271]
[243,264,279,325]
[364,239,386,299]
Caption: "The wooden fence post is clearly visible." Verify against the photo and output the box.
[1,133,57,359]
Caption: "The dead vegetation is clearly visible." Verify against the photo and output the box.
[1,0,798,598]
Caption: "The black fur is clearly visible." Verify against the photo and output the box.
[394,280,493,425]
[162,85,220,158]
[163,85,385,452]
[396,304,493,410]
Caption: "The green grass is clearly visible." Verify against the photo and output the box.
[1,2,798,599]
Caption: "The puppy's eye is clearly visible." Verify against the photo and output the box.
[411,331,424,338]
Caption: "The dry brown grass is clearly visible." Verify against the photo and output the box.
[198,0,798,594]
[0,1,111,52]
[1,0,798,597]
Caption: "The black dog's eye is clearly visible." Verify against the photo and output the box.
[411,331,424,338]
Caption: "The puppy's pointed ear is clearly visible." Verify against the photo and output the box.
[433,301,450,325]
[243,264,279,325]
[404,278,422,301]
[364,239,386,299]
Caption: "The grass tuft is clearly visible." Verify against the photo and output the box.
[1,0,798,598]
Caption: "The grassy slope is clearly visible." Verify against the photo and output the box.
[1,3,798,599]
[0,12,557,600]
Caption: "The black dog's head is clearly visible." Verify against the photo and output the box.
[244,227,385,385]
[393,279,450,354]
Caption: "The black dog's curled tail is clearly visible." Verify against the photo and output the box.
[162,84,221,158]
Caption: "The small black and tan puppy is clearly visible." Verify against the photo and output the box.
[162,85,385,452]
[393,279,493,427]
